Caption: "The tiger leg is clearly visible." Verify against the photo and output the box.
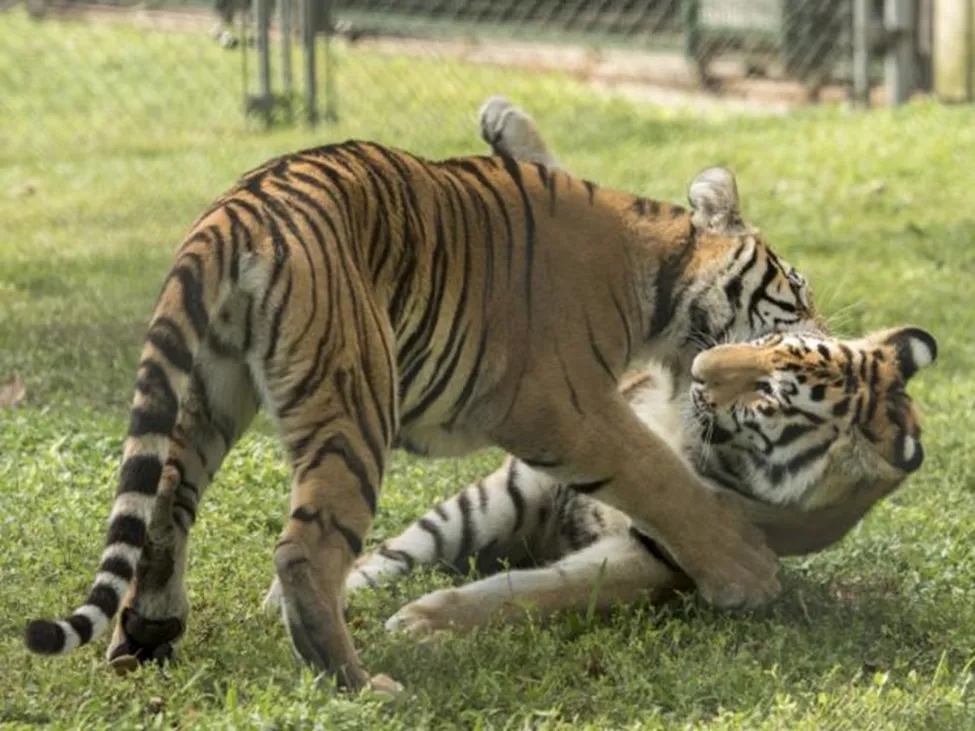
[263,319,397,693]
[262,456,560,612]
[386,531,692,635]
[353,457,563,590]
[499,392,779,609]
[107,352,259,671]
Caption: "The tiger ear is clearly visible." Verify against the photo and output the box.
[878,326,938,381]
[688,167,747,235]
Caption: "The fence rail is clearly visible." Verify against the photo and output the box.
[0,0,932,160]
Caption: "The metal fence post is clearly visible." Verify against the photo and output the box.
[853,0,871,107]
[303,0,318,127]
[281,0,293,101]
[254,0,272,125]
[323,0,338,122]
[885,0,915,106]
[682,0,701,67]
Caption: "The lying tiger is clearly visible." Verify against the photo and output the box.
[25,94,823,691]
[313,328,935,634]
[264,100,938,634]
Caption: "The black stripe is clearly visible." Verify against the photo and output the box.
[571,478,612,494]
[475,481,489,511]
[400,330,470,426]
[106,515,147,548]
[134,360,178,415]
[128,407,177,439]
[225,204,243,283]
[521,456,561,469]
[746,259,779,327]
[170,262,208,339]
[292,505,327,533]
[583,179,597,204]
[146,319,193,373]
[506,463,527,533]
[67,615,94,645]
[332,517,363,556]
[780,438,834,477]
[278,333,332,417]
[647,240,696,338]
[115,455,163,497]
[500,155,536,321]
[446,330,489,427]
[558,352,583,415]
[87,584,120,618]
[456,490,476,564]
[25,620,65,653]
[586,316,617,382]
[99,555,134,582]
[610,290,633,365]
[378,545,415,570]
[629,527,683,574]
[454,160,516,277]
[264,271,293,364]
[417,517,446,556]
[773,422,817,447]
[302,434,377,515]
[866,357,881,422]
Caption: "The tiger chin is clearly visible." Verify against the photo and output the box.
[23,95,823,692]
[317,326,937,636]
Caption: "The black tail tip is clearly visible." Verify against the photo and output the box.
[25,620,65,654]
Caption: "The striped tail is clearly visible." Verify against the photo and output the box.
[24,230,233,657]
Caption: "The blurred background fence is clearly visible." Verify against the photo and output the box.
[0,0,942,162]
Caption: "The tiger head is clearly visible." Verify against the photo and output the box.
[687,326,938,512]
[671,166,824,352]
[477,95,822,352]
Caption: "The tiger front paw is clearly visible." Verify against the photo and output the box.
[385,589,474,637]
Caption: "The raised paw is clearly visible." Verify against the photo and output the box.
[106,608,183,674]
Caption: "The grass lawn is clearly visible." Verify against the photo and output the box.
[2,10,975,730]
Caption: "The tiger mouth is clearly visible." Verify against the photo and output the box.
[689,383,715,426]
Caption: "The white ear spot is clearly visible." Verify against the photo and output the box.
[897,434,925,472]
[909,337,935,369]
[888,327,937,379]
[901,435,916,463]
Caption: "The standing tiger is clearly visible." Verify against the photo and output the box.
[322,327,935,635]
[23,95,820,692]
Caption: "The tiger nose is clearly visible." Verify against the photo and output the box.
[690,345,773,385]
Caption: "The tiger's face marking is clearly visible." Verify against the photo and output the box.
[689,327,937,507]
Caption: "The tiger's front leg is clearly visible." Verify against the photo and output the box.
[386,532,692,635]
[262,289,402,696]
[499,393,780,610]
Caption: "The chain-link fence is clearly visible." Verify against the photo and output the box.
[0,0,937,165]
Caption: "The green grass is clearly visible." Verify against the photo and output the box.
[2,10,975,730]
